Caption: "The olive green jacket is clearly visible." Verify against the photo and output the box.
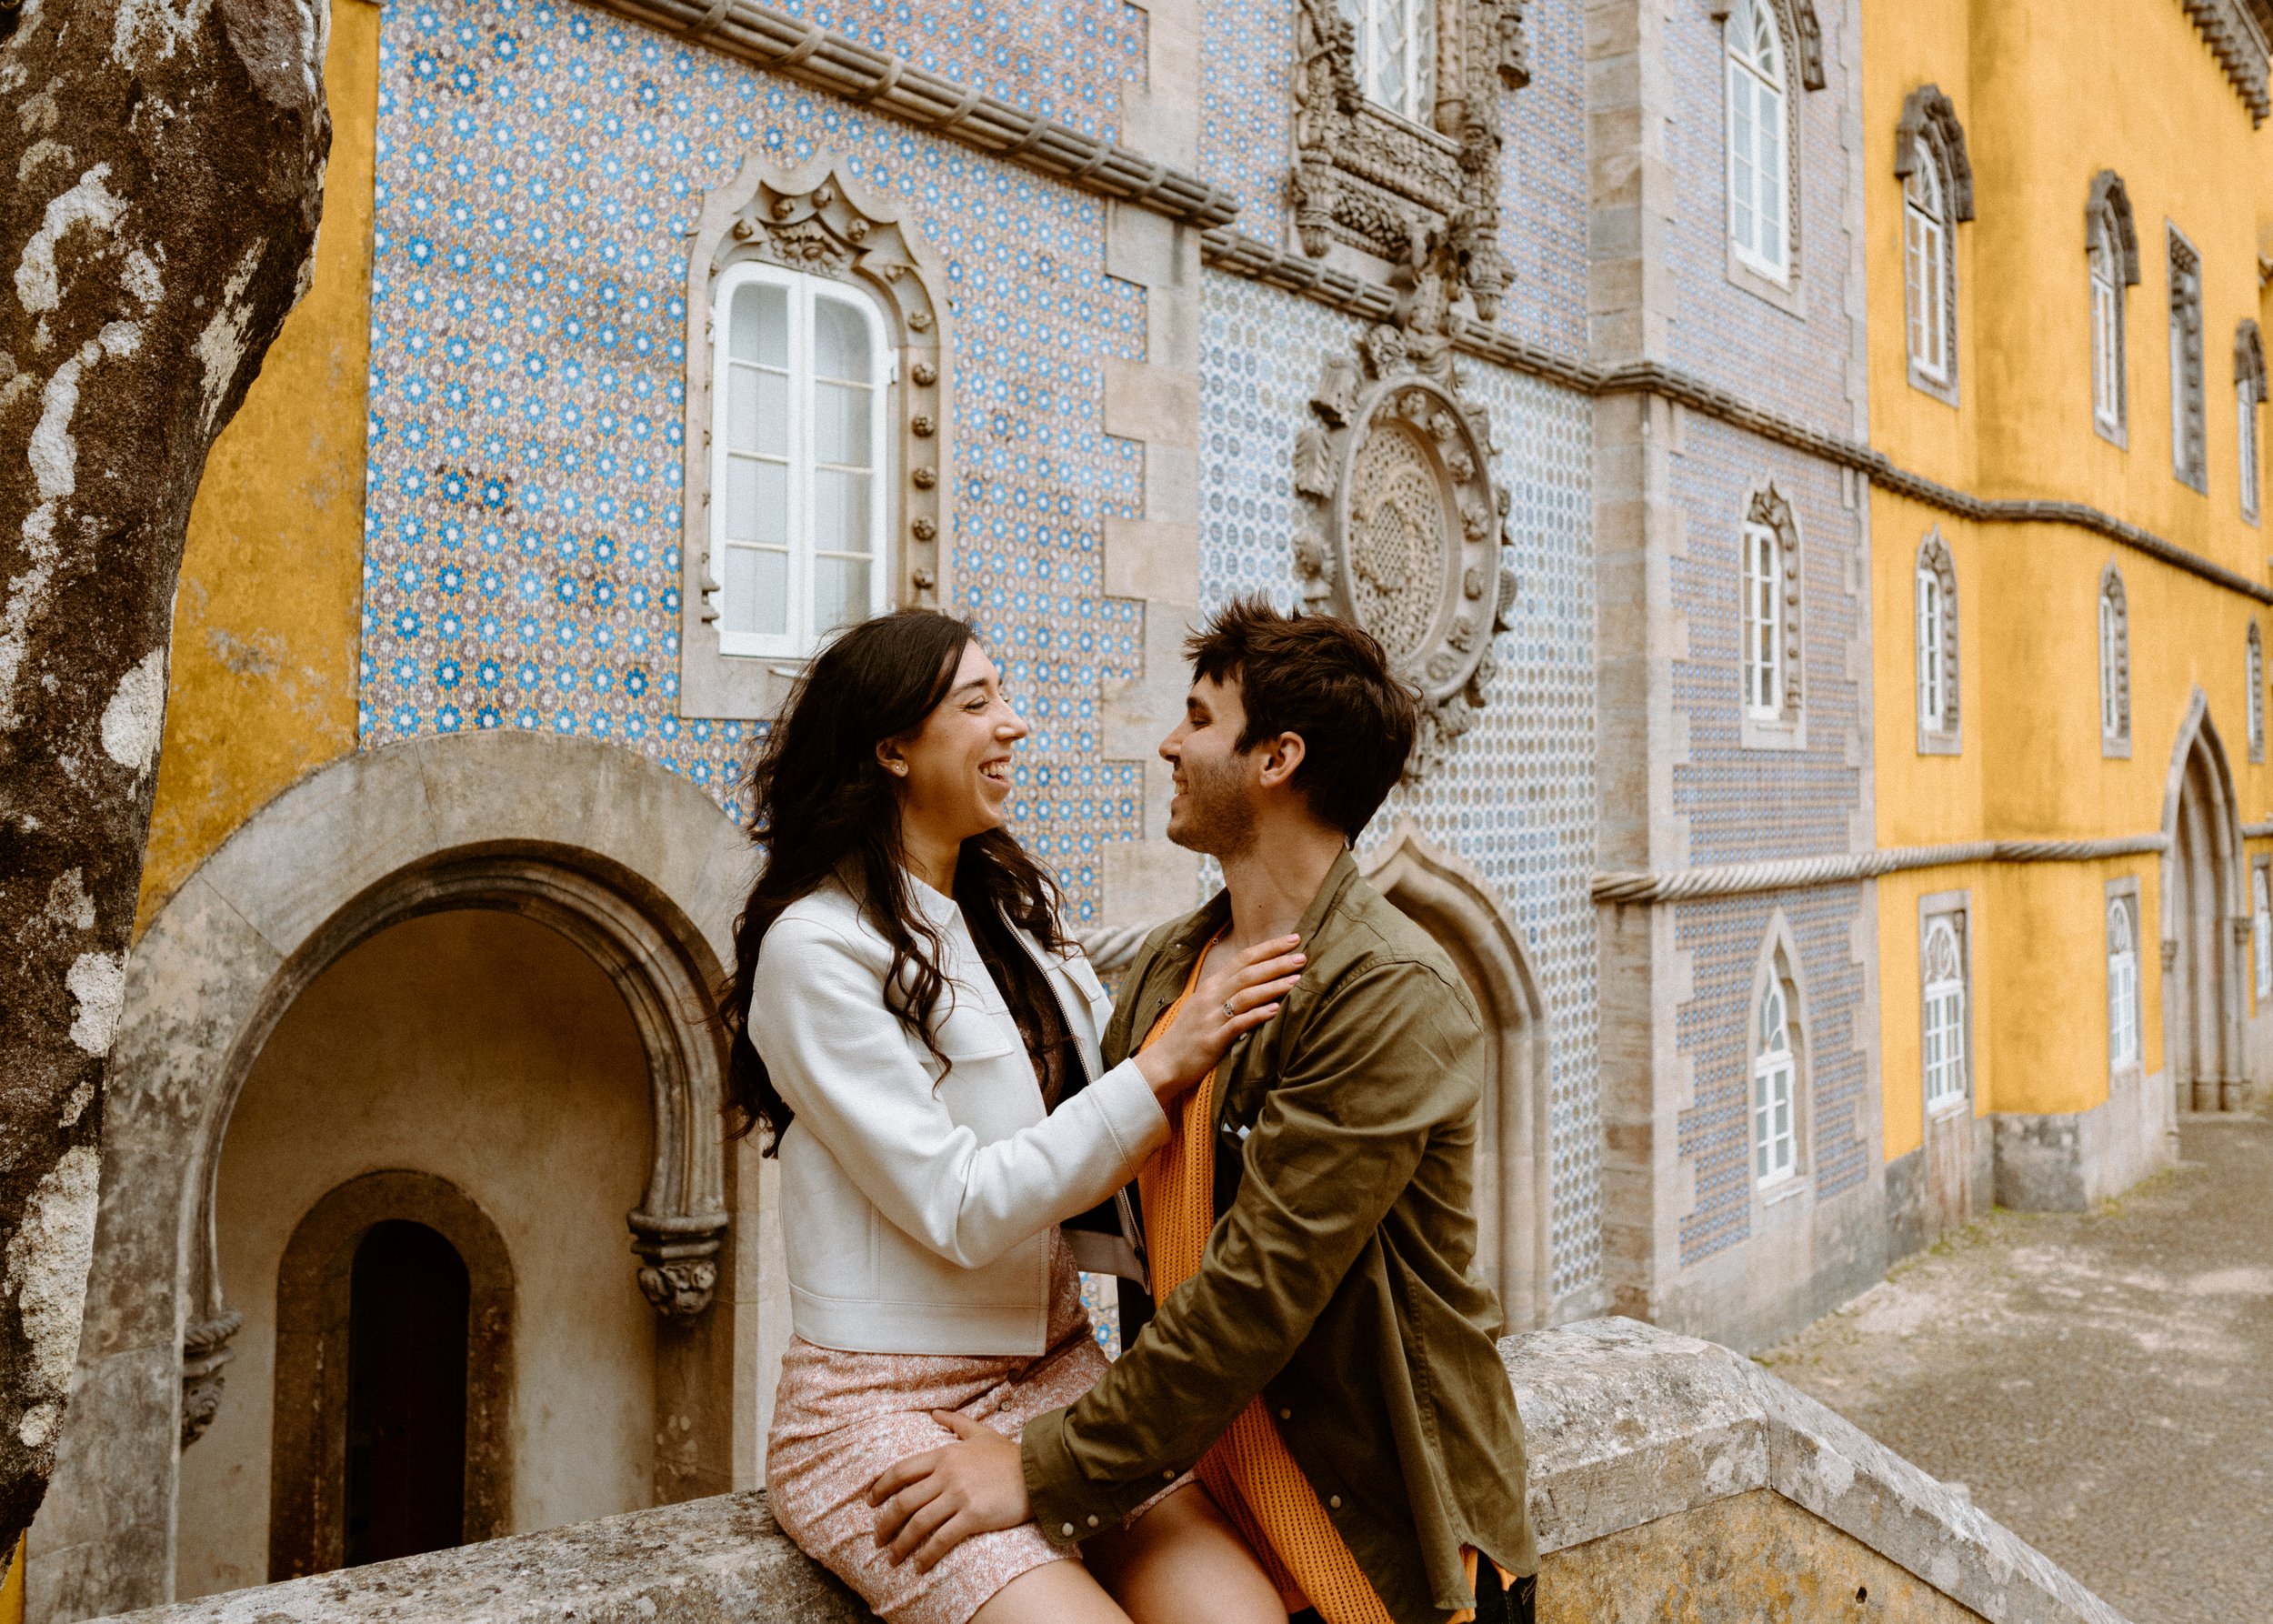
[1020,851,1535,1621]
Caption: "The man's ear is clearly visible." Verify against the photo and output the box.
[1254,731,1307,789]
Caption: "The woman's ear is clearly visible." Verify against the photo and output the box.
[876,738,911,778]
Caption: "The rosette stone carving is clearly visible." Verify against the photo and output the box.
[1291,299,1517,777]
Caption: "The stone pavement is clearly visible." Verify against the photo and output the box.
[1759,1115,2273,1624]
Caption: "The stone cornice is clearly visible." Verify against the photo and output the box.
[2179,0,2273,125]
[1590,834,2170,907]
[590,0,1239,226]
[1198,227,2273,606]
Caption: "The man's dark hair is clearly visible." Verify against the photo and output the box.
[1186,596,1419,840]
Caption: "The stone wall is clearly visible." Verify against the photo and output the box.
[95,1319,2128,1624]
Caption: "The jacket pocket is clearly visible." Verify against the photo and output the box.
[929,982,1020,1064]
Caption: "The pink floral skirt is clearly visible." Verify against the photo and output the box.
[766,1233,1170,1624]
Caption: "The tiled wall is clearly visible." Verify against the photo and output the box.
[1196,269,1604,1305]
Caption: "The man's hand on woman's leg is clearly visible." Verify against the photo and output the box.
[867,1409,1032,1570]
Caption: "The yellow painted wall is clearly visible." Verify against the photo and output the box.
[1865,0,2273,1154]
[135,0,380,931]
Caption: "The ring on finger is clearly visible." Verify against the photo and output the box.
[1222,998,1237,1019]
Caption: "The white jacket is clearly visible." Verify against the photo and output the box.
[749,873,1167,1356]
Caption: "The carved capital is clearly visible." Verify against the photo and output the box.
[629,1210,730,1318]
[180,1308,245,1450]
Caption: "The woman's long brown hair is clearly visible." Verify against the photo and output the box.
[717,609,1067,1149]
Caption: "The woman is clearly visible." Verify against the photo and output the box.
[719,609,1299,1624]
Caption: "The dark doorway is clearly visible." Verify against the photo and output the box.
[344,1219,470,1565]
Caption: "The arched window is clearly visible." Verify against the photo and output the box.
[2086,172,2138,443]
[1725,0,1790,284]
[2169,226,2208,491]
[2253,866,2271,1001]
[1915,530,1959,752]
[711,262,890,657]
[2107,897,2140,1070]
[2251,622,2266,764]
[1895,86,1973,404]
[1337,0,1436,124]
[1739,484,1803,742]
[2237,321,2266,525]
[1922,917,1968,1116]
[2098,566,2131,757]
[1753,978,1797,1187]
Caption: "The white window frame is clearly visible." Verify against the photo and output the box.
[1921,916,1968,1118]
[1337,0,1436,125]
[1742,516,1784,720]
[1724,0,1790,287]
[2098,566,2130,757]
[2241,376,2262,526]
[1752,980,1798,1188]
[2090,234,2126,440]
[2254,863,2272,1003]
[1904,161,1951,387]
[2107,894,2140,1071]
[708,259,892,662]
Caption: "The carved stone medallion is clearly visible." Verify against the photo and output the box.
[1292,325,1517,777]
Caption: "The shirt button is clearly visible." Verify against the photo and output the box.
[1164,1469,1177,1480]
[1086,1515,1100,1528]
[1329,1496,1343,1509]
[1061,1522,1076,1538]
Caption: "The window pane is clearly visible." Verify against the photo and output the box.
[722,545,788,637]
[725,366,790,457]
[721,456,787,545]
[729,282,788,368]
[812,555,872,635]
[813,296,871,383]
[814,466,872,547]
[815,379,872,467]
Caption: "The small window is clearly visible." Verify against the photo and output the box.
[1922,917,1968,1116]
[2098,566,2131,756]
[1753,981,1797,1187]
[1914,532,1959,752]
[2254,866,2272,1002]
[1337,0,1435,124]
[2107,898,2140,1070]
[1904,160,1951,386]
[2251,623,2266,764]
[2238,321,2266,525]
[2086,172,2138,444]
[2168,228,2207,491]
[1742,517,1784,718]
[709,263,890,660]
[1725,0,1790,284]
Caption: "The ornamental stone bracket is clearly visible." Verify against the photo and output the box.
[628,1208,732,1318]
[178,1309,245,1450]
[1290,0,1529,317]
[678,153,950,721]
[1290,266,1517,778]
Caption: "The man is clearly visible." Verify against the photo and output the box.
[871,597,1537,1623]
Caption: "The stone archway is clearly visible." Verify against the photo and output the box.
[2160,693,2248,1113]
[1361,822,1555,1330]
[31,734,756,1622]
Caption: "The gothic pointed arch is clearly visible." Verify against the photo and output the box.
[2087,170,2140,286]
[1743,912,1813,1195]
[1707,0,1827,91]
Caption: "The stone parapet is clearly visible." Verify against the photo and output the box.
[98,1319,2128,1624]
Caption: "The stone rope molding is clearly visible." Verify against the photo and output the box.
[1197,227,2273,606]
[1590,834,2171,906]
[2243,816,2273,837]
[591,0,1238,226]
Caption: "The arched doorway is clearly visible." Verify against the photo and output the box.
[1361,823,1555,1330]
[2162,695,2248,1113]
[345,1221,469,1567]
[33,734,756,1621]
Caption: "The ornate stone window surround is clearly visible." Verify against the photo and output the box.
[1289,0,1531,313]
[1918,893,1973,1121]
[1747,917,1812,1212]
[2099,562,2132,758]
[2252,859,2273,1004]
[678,154,948,722]
[1710,0,1826,315]
[2250,621,2267,763]
[1737,480,1805,752]
[1914,528,1959,756]
[1894,85,1974,407]
[2087,171,2139,446]
[2168,223,2209,493]
[2236,318,2266,524]
[2106,877,2144,1076]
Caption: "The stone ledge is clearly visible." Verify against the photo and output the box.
[100,1319,2128,1624]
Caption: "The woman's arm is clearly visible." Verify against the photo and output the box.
[751,915,1169,1269]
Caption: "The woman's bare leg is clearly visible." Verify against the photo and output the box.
[1084,1484,1288,1624]
[967,1557,1131,1624]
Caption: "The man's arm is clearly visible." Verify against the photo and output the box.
[1023,957,1482,1529]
